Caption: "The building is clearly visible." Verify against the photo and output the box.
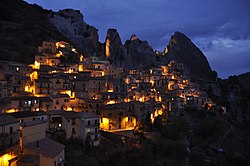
[24,138,65,166]
[0,114,20,166]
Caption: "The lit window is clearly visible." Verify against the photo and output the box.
[16,67,19,71]
[34,100,37,104]
[59,124,62,127]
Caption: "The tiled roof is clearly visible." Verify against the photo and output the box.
[10,111,46,118]
[0,114,18,126]
[25,138,65,158]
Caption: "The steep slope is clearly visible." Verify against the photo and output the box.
[238,72,250,94]
[163,32,214,81]
[0,0,66,63]
[50,9,100,56]
[123,35,156,69]
[104,28,126,67]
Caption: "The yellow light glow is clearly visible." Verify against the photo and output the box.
[105,38,110,58]
[108,89,113,92]
[80,55,84,62]
[56,51,63,57]
[125,117,129,123]
[34,61,40,69]
[0,153,16,166]
[150,80,155,86]
[6,109,17,113]
[25,86,29,92]
[125,78,129,84]
[72,48,77,53]
[66,107,73,111]
[101,118,109,130]
[56,42,65,48]
[79,65,84,72]
[106,100,116,105]
[61,90,75,98]
[30,71,38,81]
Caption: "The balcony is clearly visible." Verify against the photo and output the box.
[0,132,19,154]
[0,132,19,140]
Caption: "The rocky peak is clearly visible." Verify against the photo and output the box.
[130,34,138,41]
[164,31,214,81]
[105,28,125,66]
[50,9,99,56]
[124,35,156,69]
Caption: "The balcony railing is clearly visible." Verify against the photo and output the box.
[0,132,19,140]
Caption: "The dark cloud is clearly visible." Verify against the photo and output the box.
[25,0,250,78]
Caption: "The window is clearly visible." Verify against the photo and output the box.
[88,120,90,126]
[33,118,35,121]
[10,127,13,134]
[72,128,75,134]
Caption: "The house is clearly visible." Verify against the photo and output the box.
[100,103,136,131]
[38,41,57,55]
[6,96,40,112]
[51,94,70,110]
[17,154,40,166]
[47,110,100,145]
[77,112,100,146]
[24,138,65,166]
[0,114,20,166]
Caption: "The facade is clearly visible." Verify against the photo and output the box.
[24,138,65,166]
[0,114,20,166]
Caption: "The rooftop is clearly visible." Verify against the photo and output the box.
[25,137,65,158]
[0,114,18,126]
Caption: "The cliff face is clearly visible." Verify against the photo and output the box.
[124,35,156,69]
[0,0,66,63]
[104,30,156,69]
[50,9,99,56]
[163,32,214,81]
[105,29,126,67]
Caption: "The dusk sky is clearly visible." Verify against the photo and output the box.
[25,0,250,78]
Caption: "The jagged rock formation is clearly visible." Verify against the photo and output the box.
[124,35,156,69]
[50,9,99,56]
[104,30,156,69]
[0,0,66,63]
[104,29,126,67]
[163,32,214,81]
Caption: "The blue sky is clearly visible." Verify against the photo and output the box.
[25,0,250,78]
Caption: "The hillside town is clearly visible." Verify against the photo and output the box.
[0,40,222,166]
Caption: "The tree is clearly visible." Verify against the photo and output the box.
[84,134,91,152]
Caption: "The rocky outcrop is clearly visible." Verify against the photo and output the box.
[104,31,156,70]
[105,29,126,67]
[0,0,66,64]
[123,35,156,69]
[163,32,214,81]
[50,9,99,56]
